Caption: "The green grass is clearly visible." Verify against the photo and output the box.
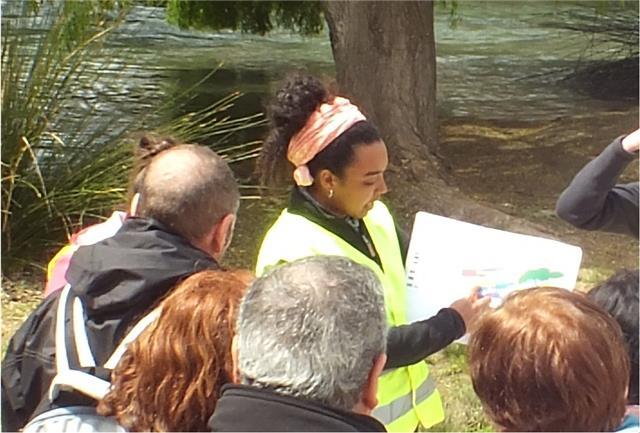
[575,267,612,292]
[426,344,492,432]
[1,276,41,354]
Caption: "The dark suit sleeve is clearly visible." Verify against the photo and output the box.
[385,308,466,369]
[556,136,639,237]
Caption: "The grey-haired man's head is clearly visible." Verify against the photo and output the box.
[235,256,388,414]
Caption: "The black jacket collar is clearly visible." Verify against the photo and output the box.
[208,384,386,432]
[68,217,216,314]
[66,217,218,363]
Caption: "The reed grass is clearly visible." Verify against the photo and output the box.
[1,2,264,272]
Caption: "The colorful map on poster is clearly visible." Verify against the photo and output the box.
[405,212,583,326]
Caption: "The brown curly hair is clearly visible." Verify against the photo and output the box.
[97,269,252,432]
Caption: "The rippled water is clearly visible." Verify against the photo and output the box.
[4,1,638,143]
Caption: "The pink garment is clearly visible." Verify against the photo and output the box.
[44,211,127,298]
[287,97,366,186]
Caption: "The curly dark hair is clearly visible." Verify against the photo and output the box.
[588,268,639,405]
[258,74,381,185]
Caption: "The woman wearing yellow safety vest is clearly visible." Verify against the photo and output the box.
[256,75,490,432]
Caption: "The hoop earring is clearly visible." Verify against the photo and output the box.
[329,189,334,199]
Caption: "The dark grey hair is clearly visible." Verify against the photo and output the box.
[236,256,387,410]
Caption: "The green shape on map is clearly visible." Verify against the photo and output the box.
[519,268,563,284]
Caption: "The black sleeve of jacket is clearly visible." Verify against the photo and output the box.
[2,294,58,432]
[556,135,639,237]
[385,308,466,369]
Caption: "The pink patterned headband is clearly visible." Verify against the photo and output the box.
[287,97,366,186]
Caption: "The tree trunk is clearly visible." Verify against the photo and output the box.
[324,0,440,165]
[324,1,544,235]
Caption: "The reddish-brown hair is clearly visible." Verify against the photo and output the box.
[98,269,252,432]
[469,287,629,432]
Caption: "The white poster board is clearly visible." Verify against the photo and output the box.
[405,212,583,325]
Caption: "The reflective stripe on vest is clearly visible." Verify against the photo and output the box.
[373,370,436,424]
[256,201,445,431]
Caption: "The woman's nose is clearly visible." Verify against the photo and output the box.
[378,176,388,195]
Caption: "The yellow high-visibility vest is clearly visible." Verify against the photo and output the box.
[256,201,445,432]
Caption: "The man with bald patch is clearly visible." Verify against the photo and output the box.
[2,144,239,431]
[138,145,238,258]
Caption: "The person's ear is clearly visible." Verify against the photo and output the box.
[211,213,236,260]
[355,353,387,415]
[129,193,141,216]
[317,169,337,193]
[230,335,240,383]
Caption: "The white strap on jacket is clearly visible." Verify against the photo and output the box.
[48,286,160,402]
[72,298,96,367]
[49,285,107,401]
[104,307,161,369]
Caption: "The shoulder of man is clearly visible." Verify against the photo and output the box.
[2,292,60,432]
